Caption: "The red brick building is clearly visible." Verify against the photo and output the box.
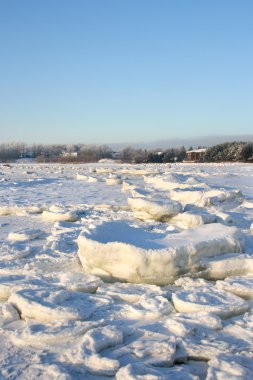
[186,148,207,162]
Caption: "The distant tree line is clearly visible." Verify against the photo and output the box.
[0,141,252,163]
[0,142,187,163]
[204,142,253,162]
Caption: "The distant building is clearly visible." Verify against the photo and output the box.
[186,148,207,162]
[62,152,78,158]
[112,151,121,159]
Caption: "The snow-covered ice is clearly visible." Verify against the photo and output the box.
[0,162,253,379]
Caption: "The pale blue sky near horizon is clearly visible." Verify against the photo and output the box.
[0,0,252,144]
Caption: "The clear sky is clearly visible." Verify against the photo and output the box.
[0,0,252,144]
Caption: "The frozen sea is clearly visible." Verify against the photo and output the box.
[0,162,253,379]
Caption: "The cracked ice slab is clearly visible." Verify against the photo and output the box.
[78,222,242,285]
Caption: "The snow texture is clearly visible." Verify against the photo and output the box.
[0,162,253,379]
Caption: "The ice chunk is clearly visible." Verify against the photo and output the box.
[9,288,112,322]
[0,302,20,325]
[170,188,241,207]
[85,354,120,376]
[11,320,100,347]
[130,188,151,198]
[106,176,122,185]
[78,223,242,285]
[97,282,167,303]
[76,173,88,181]
[87,176,98,182]
[130,336,176,366]
[42,206,78,222]
[202,253,253,280]
[8,228,44,241]
[217,275,253,298]
[0,242,31,261]
[241,200,253,209]
[116,363,198,380]
[170,211,216,229]
[56,272,103,293]
[128,197,182,221]
[172,287,248,318]
[206,354,253,380]
[121,181,136,192]
[18,363,71,380]
[81,325,123,353]
[215,211,233,224]
[122,295,174,320]
[0,206,15,216]
[165,312,222,336]
[170,189,204,205]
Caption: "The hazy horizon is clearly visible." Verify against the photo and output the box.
[1,133,253,151]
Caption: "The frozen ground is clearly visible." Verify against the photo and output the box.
[0,162,253,379]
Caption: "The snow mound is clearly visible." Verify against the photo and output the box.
[9,288,112,322]
[84,354,120,376]
[216,276,253,298]
[144,174,190,191]
[116,363,198,380]
[106,176,122,185]
[87,176,98,182]
[130,187,151,198]
[78,223,242,285]
[206,354,253,380]
[202,253,253,280]
[129,336,176,366]
[165,312,222,336]
[8,228,44,241]
[17,363,71,380]
[241,200,253,209]
[42,206,78,222]
[55,272,103,293]
[0,242,31,261]
[172,287,248,318]
[97,282,167,302]
[128,197,182,221]
[76,173,88,181]
[0,302,20,325]
[0,206,16,216]
[170,188,241,207]
[79,325,124,354]
[169,211,216,229]
[0,275,50,301]
[121,181,136,192]
[11,320,100,347]
[215,211,233,224]
[0,205,44,216]
[122,295,174,320]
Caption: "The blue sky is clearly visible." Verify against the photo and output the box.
[0,0,252,144]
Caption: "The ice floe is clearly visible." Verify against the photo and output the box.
[78,222,242,284]
[172,287,249,318]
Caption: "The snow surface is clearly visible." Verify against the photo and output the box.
[0,162,253,379]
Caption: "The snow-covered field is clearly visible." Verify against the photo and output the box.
[0,162,253,379]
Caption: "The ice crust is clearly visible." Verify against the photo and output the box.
[1,162,253,379]
[9,287,112,321]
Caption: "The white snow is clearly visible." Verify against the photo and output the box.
[0,162,253,378]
